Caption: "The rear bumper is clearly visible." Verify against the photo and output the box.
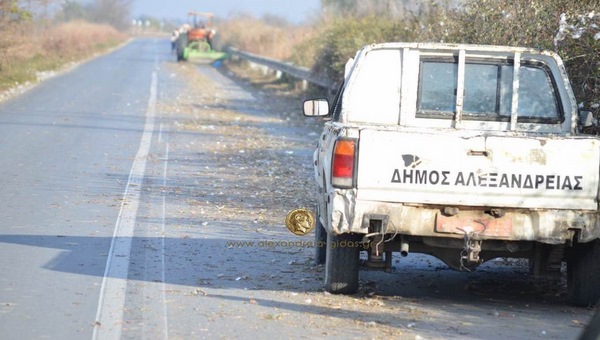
[328,189,600,244]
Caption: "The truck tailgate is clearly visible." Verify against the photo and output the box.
[357,129,600,210]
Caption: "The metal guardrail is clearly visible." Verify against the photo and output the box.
[227,47,337,90]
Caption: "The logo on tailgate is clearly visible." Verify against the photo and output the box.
[391,168,583,191]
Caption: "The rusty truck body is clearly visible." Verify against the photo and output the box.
[304,42,600,306]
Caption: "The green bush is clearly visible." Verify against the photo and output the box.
[305,16,420,81]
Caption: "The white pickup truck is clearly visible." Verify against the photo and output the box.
[303,42,599,306]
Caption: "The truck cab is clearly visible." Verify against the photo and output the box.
[304,43,600,306]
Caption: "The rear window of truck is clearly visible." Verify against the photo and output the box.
[417,60,562,123]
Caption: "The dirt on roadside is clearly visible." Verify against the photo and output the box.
[160,60,321,226]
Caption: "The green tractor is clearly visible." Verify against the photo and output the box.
[175,12,229,63]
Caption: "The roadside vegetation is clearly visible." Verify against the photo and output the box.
[215,14,318,61]
[0,0,130,92]
[219,0,599,111]
[2,0,597,109]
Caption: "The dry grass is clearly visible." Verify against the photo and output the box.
[43,21,126,57]
[0,20,126,91]
[216,15,318,61]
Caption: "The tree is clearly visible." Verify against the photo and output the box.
[440,0,600,110]
[0,1,33,71]
[321,0,433,19]
[0,0,32,22]
[87,0,133,30]
[57,0,87,22]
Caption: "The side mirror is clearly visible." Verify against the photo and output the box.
[303,99,330,117]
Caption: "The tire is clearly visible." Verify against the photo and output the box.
[324,232,360,294]
[567,239,600,306]
[579,307,600,340]
[578,308,600,340]
[175,34,188,62]
[314,217,327,265]
[176,48,184,62]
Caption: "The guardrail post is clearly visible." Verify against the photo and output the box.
[301,80,308,91]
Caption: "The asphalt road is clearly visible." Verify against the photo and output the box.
[0,38,596,339]
[0,38,160,339]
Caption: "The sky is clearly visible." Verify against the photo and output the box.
[131,0,322,24]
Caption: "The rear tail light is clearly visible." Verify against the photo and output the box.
[332,139,356,188]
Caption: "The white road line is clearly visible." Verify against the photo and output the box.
[92,71,158,340]
[156,39,168,339]
[160,133,170,339]
[157,36,168,334]
[158,122,163,144]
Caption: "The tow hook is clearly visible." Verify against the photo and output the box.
[366,233,385,267]
[364,234,392,272]
[460,230,483,271]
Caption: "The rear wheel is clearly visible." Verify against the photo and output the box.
[324,232,360,294]
[567,239,600,306]
[579,308,600,340]
[176,47,185,62]
[175,35,188,62]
